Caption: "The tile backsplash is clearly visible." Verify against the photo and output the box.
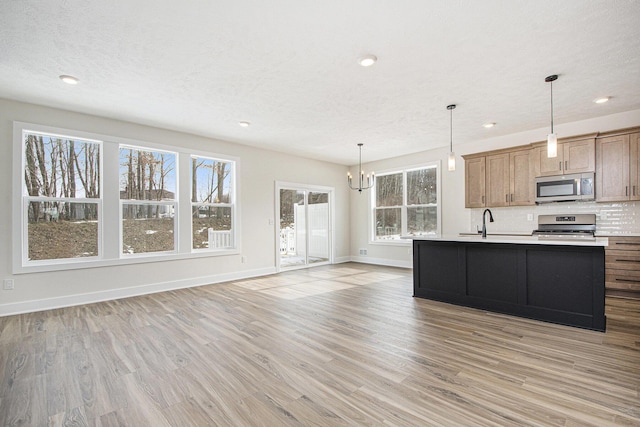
[469,201,640,235]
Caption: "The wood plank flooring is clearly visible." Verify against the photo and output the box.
[0,263,638,426]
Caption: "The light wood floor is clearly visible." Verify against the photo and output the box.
[1,263,639,426]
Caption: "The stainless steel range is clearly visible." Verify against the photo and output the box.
[533,214,596,240]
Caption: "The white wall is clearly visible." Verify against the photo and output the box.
[3,97,640,314]
[350,109,640,267]
[0,98,350,315]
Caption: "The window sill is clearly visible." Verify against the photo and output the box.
[369,239,411,246]
[14,248,240,275]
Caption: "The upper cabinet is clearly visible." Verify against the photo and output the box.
[465,156,486,208]
[463,127,639,208]
[536,139,595,177]
[596,131,640,202]
[464,148,534,208]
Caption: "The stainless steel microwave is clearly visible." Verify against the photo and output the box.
[535,172,594,203]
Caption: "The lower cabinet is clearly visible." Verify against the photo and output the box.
[605,237,640,300]
[412,240,606,331]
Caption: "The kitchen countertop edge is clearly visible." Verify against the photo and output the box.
[403,234,608,247]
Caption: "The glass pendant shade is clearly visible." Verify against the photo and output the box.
[547,133,558,158]
[446,104,456,172]
[448,152,456,171]
[545,75,559,159]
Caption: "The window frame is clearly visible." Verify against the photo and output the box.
[370,161,441,245]
[190,154,237,252]
[118,144,179,257]
[12,121,240,274]
[19,127,104,267]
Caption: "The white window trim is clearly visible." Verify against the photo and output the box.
[118,144,179,257]
[190,153,237,252]
[369,160,442,245]
[13,121,240,274]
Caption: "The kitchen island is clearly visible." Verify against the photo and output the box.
[409,235,607,331]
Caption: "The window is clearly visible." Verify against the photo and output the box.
[15,122,239,272]
[22,130,102,262]
[372,163,440,241]
[119,146,177,255]
[191,155,235,250]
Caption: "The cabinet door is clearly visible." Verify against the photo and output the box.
[465,157,486,208]
[564,139,595,174]
[537,146,564,176]
[630,133,640,200]
[596,134,630,202]
[486,153,510,207]
[509,149,534,205]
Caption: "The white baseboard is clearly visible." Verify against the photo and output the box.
[0,266,277,317]
[349,256,412,269]
[333,256,352,264]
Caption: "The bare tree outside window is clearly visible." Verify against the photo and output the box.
[119,147,177,254]
[373,165,439,240]
[23,132,101,261]
[191,156,234,250]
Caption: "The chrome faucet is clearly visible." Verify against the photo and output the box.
[482,209,494,238]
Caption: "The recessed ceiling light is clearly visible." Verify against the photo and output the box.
[594,96,610,104]
[359,55,377,67]
[483,122,496,128]
[238,121,250,127]
[59,75,79,85]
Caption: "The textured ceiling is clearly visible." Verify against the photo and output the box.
[1,0,639,165]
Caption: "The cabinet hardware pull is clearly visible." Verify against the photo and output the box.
[634,185,636,196]
[565,160,568,170]
[506,194,508,203]
[615,278,640,283]
[511,194,513,202]
[482,195,485,204]
[615,242,640,245]
[626,186,629,196]
[615,259,640,263]
[559,161,562,171]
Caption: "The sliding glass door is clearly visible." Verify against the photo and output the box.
[277,183,332,270]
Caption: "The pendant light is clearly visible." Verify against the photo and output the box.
[447,104,456,171]
[347,143,375,192]
[545,74,558,158]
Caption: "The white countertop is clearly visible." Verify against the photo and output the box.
[404,234,609,246]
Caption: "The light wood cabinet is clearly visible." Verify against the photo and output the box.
[537,139,595,177]
[486,153,510,207]
[596,132,640,202]
[465,157,486,208]
[509,149,535,205]
[629,132,640,199]
[605,237,640,300]
[464,149,534,208]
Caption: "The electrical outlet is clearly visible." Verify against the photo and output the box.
[359,249,367,255]
[527,214,534,221]
[3,279,14,290]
